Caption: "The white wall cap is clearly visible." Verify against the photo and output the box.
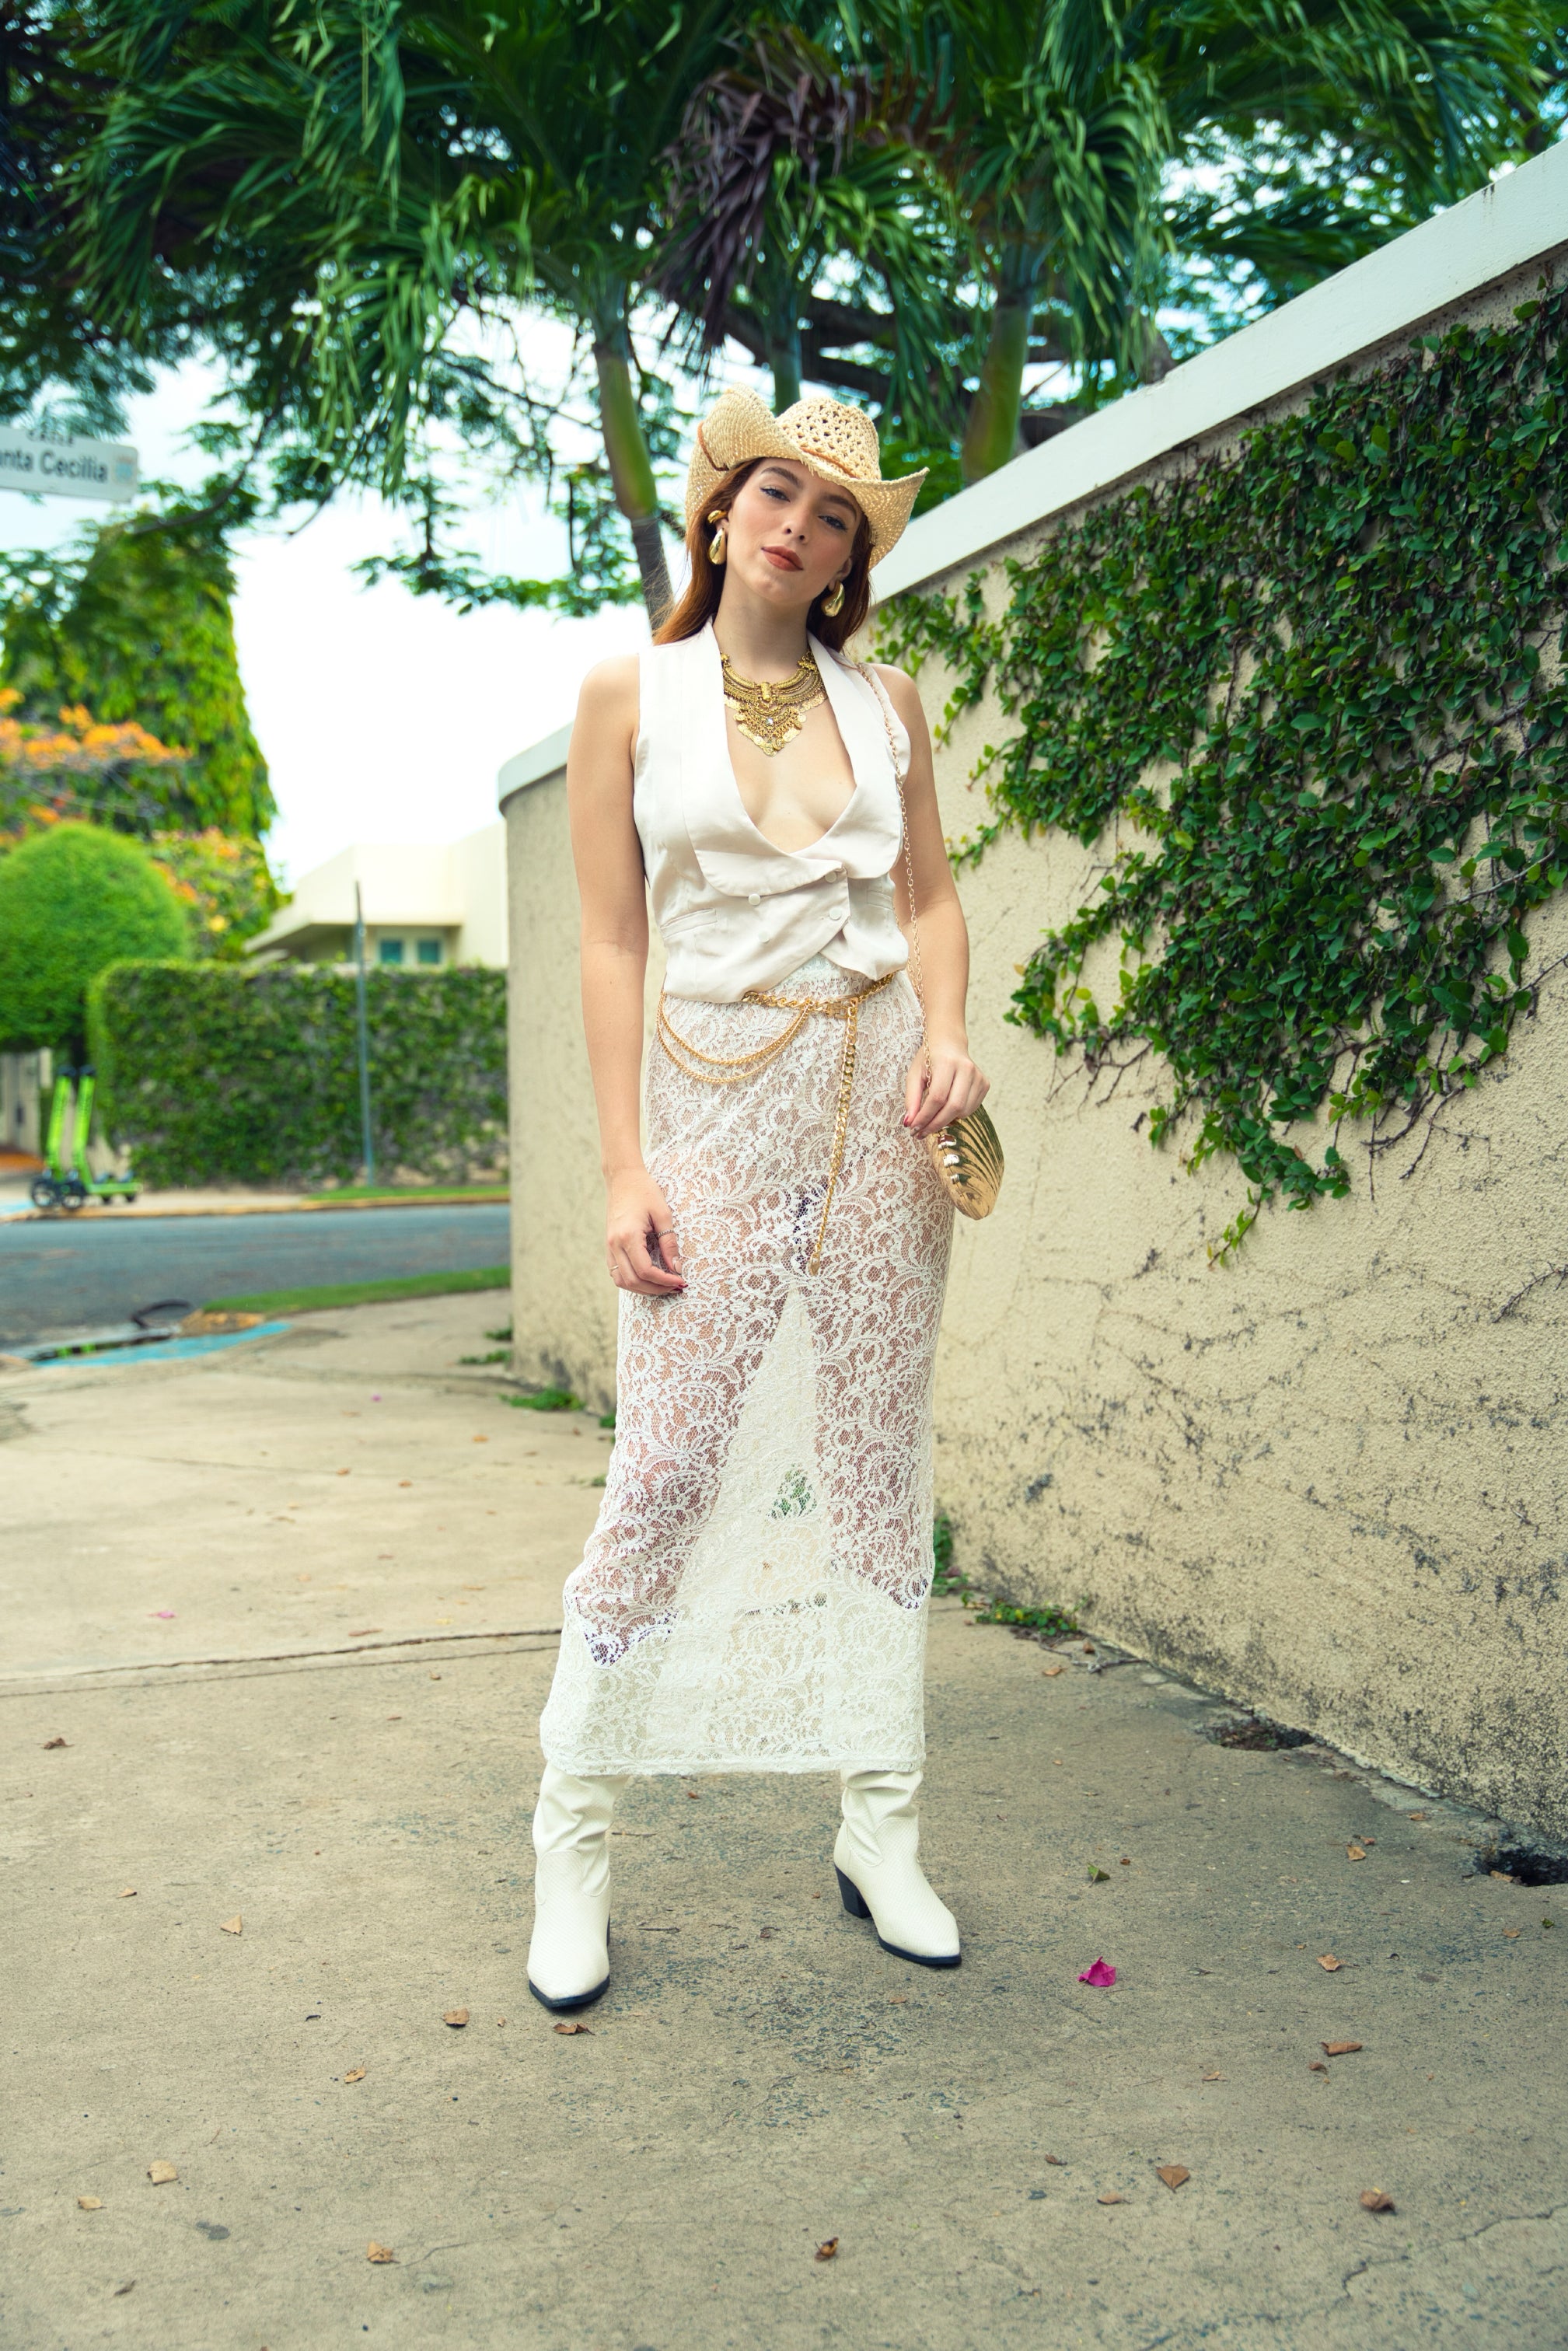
[498,721,573,809]
[875,140,1568,603]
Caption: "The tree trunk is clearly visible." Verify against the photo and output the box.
[593,323,672,628]
[767,317,802,413]
[960,292,1032,486]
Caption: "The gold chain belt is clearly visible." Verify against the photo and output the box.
[656,969,899,1274]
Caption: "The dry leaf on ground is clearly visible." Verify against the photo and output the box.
[366,2241,396,2262]
[146,2162,176,2185]
[1408,1811,1427,1822]
[43,1736,68,1749]
[442,2008,470,2028]
[219,1916,242,1936]
[77,2196,103,2210]
[1503,1928,1522,1939]
[1042,1665,1064,1677]
[1309,2061,1329,2073]
[815,2238,840,2262]
[1322,2041,1364,2056]
[1360,2189,1395,2213]
[1096,2192,1125,2206]
[1318,1955,1342,1971]
[343,2068,366,2084]
[1044,2156,1065,2166]
[1202,2072,1224,2083]
[1155,2166,1190,2191]
[553,2021,592,2035]
[113,2279,135,2296]
[118,1888,135,1899]
[1347,1845,1367,1860]
[1490,1869,1516,1884]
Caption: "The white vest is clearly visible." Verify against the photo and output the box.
[634,623,911,1002]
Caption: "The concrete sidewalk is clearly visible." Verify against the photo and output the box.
[2,1298,1564,2349]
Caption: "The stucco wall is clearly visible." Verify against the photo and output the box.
[501,153,1568,1837]
[924,764,1566,1840]
[504,753,662,1417]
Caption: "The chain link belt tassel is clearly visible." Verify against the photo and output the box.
[656,969,899,1275]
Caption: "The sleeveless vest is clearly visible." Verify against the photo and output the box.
[634,622,910,1002]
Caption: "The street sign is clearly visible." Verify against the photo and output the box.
[0,428,138,503]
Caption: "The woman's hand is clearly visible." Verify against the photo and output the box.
[606,1169,686,1297]
[903,1039,989,1137]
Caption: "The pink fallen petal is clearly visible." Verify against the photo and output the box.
[1078,1958,1117,1988]
[151,1610,176,1619]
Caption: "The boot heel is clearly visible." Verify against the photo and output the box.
[835,1864,871,1920]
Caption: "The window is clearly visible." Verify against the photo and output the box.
[378,938,404,966]
[416,938,442,967]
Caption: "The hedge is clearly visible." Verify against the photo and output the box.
[89,961,508,1188]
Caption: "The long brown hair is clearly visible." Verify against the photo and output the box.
[654,459,874,651]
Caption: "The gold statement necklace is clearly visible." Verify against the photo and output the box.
[721,647,826,755]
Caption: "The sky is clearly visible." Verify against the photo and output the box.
[0,358,662,887]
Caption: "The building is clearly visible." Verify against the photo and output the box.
[246,822,507,969]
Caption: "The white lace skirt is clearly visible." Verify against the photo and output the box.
[539,956,953,1776]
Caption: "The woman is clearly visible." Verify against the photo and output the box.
[528,388,989,2011]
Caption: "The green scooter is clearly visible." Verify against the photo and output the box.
[29,1067,138,1211]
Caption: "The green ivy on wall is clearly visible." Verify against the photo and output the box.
[881,281,1567,1253]
[89,962,507,1189]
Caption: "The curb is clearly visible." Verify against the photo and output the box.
[0,1190,509,1225]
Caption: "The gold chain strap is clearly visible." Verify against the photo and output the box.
[852,658,1005,1224]
[851,658,930,1079]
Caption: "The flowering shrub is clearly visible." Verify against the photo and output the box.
[0,693,282,953]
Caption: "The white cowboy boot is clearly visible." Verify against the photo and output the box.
[527,1764,628,2011]
[834,1769,961,1968]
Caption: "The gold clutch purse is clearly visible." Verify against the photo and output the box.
[926,1101,1004,1218]
[858,661,1004,1223]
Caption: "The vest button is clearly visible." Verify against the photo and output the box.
[747,893,762,907]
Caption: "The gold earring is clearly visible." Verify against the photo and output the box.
[706,509,728,564]
[822,579,845,617]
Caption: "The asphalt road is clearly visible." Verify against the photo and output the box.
[0,1203,512,1343]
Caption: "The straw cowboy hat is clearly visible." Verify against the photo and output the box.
[686,387,927,567]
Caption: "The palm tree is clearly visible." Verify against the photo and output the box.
[653,24,969,436]
[861,0,1549,484]
[79,1,762,623]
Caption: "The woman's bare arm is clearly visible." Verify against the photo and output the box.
[567,658,685,1297]
[875,665,989,1135]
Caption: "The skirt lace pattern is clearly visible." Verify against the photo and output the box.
[539,956,953,1776]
